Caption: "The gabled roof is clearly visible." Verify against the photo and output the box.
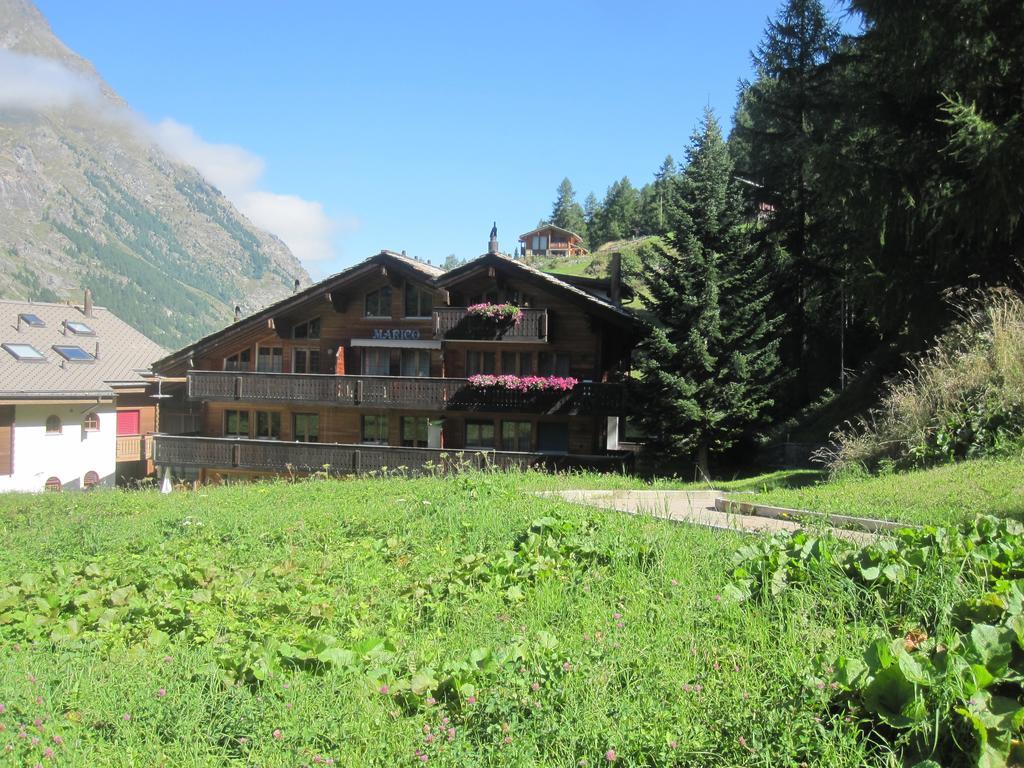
[518,224,584,242]
[436,252,637,325]
[0,299,166,399]
[153,250,442,370]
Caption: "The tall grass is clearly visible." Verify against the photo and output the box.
[825,289,1024,472]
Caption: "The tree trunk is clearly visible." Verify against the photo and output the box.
[696,444,710,483]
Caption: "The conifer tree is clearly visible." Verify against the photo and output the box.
[549,178,586,237]
[634,110,780,477]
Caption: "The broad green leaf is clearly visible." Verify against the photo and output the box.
[316,648,356,668]
[862,664,924,728]
[410,671,438,695]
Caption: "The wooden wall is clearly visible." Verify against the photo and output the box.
[0,406,12,475]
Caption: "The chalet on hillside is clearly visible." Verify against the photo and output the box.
[0,293,165,491]
[151,232,641,482]
[519,225,588,259]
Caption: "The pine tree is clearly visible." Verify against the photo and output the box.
[583,193,601,249]
[549,178,587,237]
[595,177,640,245]
[634,110,780,477]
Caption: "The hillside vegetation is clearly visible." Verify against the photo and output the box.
[2,462,1023,766]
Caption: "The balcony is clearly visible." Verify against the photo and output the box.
[433,307,548,342]
[115,434,151,462]
[187,371,626,416]
[152,435,632,476]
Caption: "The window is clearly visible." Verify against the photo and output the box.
[361,414,389,444]
[3,343,45,362]
[404,283,433,317]
[225,409,249,438]
[44,476,62,492]
[467,350,496,376]
[83,413,100,432]
[292,318,321,340]
[293,348,321,374]
[401,416,429,447]
[19,313,44,327]
[466,420,495,449]
[224,349,251,371]
[293,413,319,443]
[117,410,140,436]
[538,422,569,453]
[502,421,532,452]
[365,286,392,317]
[45,415,62,434]
[255,411,281,440]
[537,352,571,377]
[65,321,94,335]
[501,351,533,375]
[362,348,391,376]
[400,349,430,377]
[531,235,548,252]
[256,346,283,372]
[53,345,95,363]
[83,471,100,489]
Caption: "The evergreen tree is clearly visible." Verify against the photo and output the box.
[583,193,601,249]
[549,178,587,237]
[634,110,780,476]
[595,177,640,245]
[732,0,841,403]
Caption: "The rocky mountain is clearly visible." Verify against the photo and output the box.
[0,0,310,349]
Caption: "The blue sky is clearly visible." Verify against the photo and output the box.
[36,0,849,277]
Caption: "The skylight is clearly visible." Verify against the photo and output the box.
[52,345,95,363]
[19,313,45,328]
[3,343,46,362]
[65,321,94,336]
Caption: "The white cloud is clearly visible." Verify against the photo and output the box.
[0,48,103,110]
[0,48,345,267]
[149,119,344,266]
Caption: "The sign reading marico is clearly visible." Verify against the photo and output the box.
[371,328,421,341]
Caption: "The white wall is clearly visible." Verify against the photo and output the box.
[0,403,117,493]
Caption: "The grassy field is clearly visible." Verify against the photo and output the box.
[744,457,1024,526]
[1,462,1020,766]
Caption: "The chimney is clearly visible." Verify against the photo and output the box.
[293,278,300,293]
[609,252,622,307]
[234,305,241,322]
[401,250,407,257]
[84,288,93,317]
[488,221,499,255]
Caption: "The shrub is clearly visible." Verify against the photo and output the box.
[825,289,1024,472]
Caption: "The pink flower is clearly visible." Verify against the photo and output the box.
[713,662,721,671]
[447,727,455,741]
[282,683,289,689]
[43,747,54,759]
[694,684,703,693]
[162,655,172,663]
[424,734,435,744]
[739,736,748,748]
[0,703,5,713]
[34,718,43,728]
[272,729,283,740]
[379,685,390,695]
[504,736,512,745]
[423,724,431,734]
[612,612,622,620]
[562,662,572,672]
[425,697,436,706]
[26,673,36,683]
[53,735,64,746]
[466,696,476,705]
[122,714,131,722]
[713,594,721,602]
[670,579,679,586]
[742,692,750,700]
[419,754,429,763]
[531,682,540,692]
[156,688,166,698]
[669,740,678,749]
[605,749,617,762]
[615,621,624,629]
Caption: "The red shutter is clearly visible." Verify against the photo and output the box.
[117,410,140,436]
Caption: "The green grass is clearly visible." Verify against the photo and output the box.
[1,472,901,767]
[745,457,1024,526]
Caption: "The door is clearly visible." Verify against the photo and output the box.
[537,422,569,454]
[117,410,141,436]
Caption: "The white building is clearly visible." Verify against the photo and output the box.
[0,293,165,492]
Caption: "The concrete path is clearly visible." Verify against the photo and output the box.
[540,489,878,543]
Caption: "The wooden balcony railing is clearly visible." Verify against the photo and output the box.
[433,307,548,342]
[115,434,151,462]
[152,435,632,476]
[187,371,626,416]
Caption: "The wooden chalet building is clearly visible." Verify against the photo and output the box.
[519,224,588,259]
[151,234,639,482]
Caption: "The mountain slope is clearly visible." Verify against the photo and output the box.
[0,0,310,349]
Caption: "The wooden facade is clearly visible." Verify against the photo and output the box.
[518,225,588,259]
[152,251,638,480]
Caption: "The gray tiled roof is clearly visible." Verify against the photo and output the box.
[0,299,166,398]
